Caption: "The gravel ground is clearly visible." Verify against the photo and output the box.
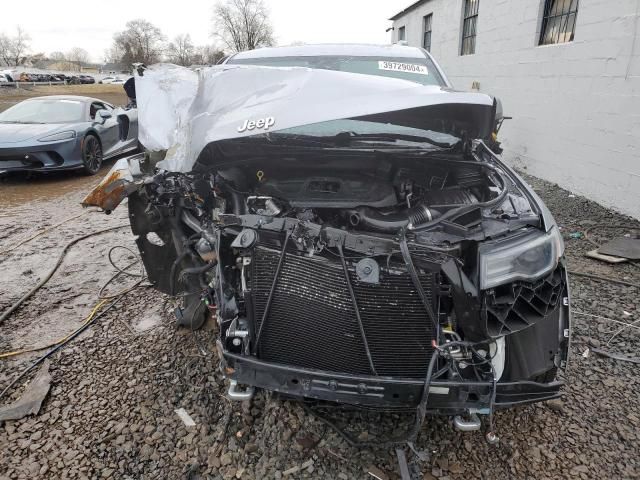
[0,171,639,480]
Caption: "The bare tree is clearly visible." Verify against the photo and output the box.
[0,26,31,66]
[103,44,123,65]
[0,34,11,66]
[167,34,195,66]
[29,52,47,69]
[67,47,90,72]
[212,0,274,52]
[113,19,166,65]
[49,51,66,62]
[192,45,226,65]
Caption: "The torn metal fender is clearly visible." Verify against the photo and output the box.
[81,153,144,212]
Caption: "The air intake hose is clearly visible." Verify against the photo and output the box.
[348,204,441,233]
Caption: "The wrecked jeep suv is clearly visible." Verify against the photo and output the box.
[84,45,570,434]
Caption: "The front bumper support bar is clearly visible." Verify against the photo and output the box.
[222,351,563,412]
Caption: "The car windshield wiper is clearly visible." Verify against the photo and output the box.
[238,133,337,148]
[333,131,459,149]
[233,131,459,151]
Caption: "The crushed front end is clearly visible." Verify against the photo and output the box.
[84,64,570,433]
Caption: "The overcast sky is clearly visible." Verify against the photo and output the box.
[0,0,410,63]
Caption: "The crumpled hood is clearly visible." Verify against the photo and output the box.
[0,123,69,144]
[136,64,496,173]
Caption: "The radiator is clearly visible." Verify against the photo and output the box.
[250,245,437,378]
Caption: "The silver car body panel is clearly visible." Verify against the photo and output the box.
[136,63,494,173]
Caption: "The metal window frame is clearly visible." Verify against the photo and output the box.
[538,0,579,45]
[398,25,406,42]
[461,0,480,56]
[423,13,433,52]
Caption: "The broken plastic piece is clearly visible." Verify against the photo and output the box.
[584,249,627,264]
[81,155,143,211]
[394,448,412,480]
[597,236,640,260]
[174,407,196,427]
[0,360,51,422]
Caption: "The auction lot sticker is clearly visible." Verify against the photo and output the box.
[378,61,428,75]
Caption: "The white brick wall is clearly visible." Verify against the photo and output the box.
[392,0,640,219]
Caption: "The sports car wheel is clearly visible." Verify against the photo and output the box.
[81,134,102,175]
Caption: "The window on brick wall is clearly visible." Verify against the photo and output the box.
[423,14,433,52]
[398,26,406,42]
[461,0,479,55]
[539,0,579,45]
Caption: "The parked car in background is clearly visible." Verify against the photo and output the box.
[100,76,116,84]
[110,78,128,85]
[67,75,95,85]
[0,95,138,175]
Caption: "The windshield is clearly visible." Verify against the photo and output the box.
[227,55,445,86]
[0,99,85,124]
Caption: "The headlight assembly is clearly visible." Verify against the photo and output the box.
[38,131,76,142]
[479,226,563,290]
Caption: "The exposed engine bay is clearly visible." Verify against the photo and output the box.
[120,138,568,410]
[83,62,570,446]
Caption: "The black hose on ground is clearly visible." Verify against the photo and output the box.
[0,295,127,402]
[0,224,129,326]
[299,349,439,449]
[568,270,639,289]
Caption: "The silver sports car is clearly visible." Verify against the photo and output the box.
[0,95,138,175]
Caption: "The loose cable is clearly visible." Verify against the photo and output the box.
[0,294,126,402]
[0,224,129,325]
[1,245,145,359]
[568,270,639,289]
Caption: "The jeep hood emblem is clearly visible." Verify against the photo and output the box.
[237,116,276,133]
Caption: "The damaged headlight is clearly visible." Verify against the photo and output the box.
[479,226,563,289]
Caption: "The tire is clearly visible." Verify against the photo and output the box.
[81,134,103,175]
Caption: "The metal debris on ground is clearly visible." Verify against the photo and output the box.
[584,248,628,264]
[0,360,51,422]
[597,236,640,260]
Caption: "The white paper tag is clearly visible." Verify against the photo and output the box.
[175,408,196,427]
[378,61,428,75]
